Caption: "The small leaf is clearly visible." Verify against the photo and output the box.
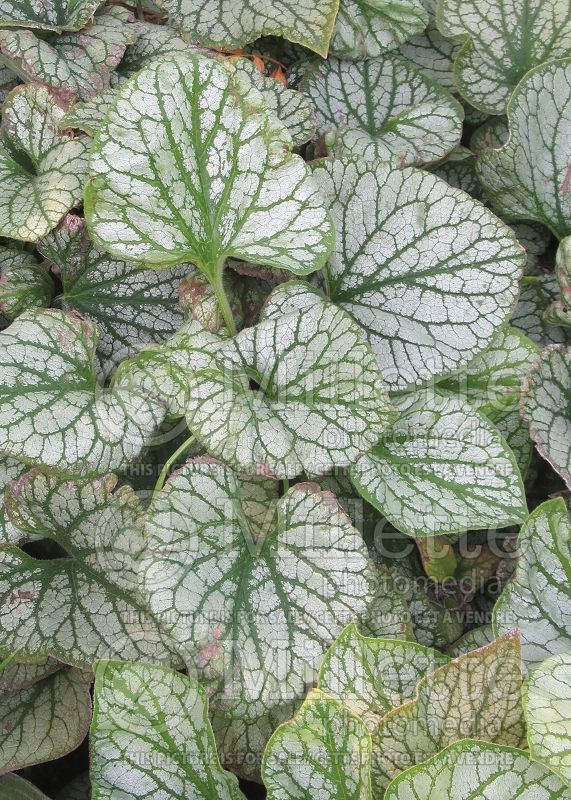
[512,275,571,347]
[521,346,571,489]
[523,652,571,786]
[0,85,88,241]
[116,21,191,78]
[90,660,245,800]
[437,0,571,114]
[142,460,377,719]
[0,458,26,545]
[85,53,333,286]
[350,389,527,537]
[312,158,525,390]
[446,623,495,657]
[0,774,51,800]
[262,689,373,800]
[300,55,462,166]
[59,88,116,137]
[38,215,187,376]
[0,470,177,668]
[0,309,165,475]
[0,653,60,693]
[485,403,534,478]
[0,247,53,319]
[557,237,571,311]
[477,58,571,239]
[0,667,91,774]
[0,7,138,103]
[330,0,428,59]
[317,622,448,724]
[152,0,339,56]
[0,0,102,32]
[372,633,525,791]
[494,498,571,669]
[384,740,570,800]
[399,0,459,91]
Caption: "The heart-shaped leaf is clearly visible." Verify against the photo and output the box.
[494,499,571,669]
[0,667,91,774]
[0,0,102,31]
[372,633,525,791]
[523,652,571,786]
[300,55,462,166]
[0,7,138,103]
[85,53,333,304]
[153,0,339,56]
[350,389,526,538]
[0,85,88,241]
[317,622,448,724]
[384,740,570,800]
[0,470,177,668]
[312,158,524,390]
[437,0,571,114]
[90,660,245,800]
[38,215,187,377]
[0,309,165,475]
[330,0,428,59]
[477,59,571,240]
[0,775,51,799]
[0,247,53,319]
[142,460,377,719]
[262,689,373,800]
[521,345,571,489]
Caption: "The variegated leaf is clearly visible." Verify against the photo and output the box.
[0,85,88,241]
[0,7,138,103]
[312,158,524,390]
[0,470,177,668]
[0,0,102,31]
[153,0,339,56]
[437,0,571,114]
[59,88,116,137]
[0,309,165,475]
[300,55,462,166]
[0,667,91,774]
[384,740,570,799]
[38,215,187,377]
[90,660,245,800]
[494,499,571,668]
[524,652,571,786]
[446,623,495,657]
[372,633,525,791]
[477,59,571,239]
[399,0,458,90]
[0,247,52,318]
[512,275,571,347]
[350,389,527,537]
[521,346,571,489]
[485,404,534,478]
[330,0,428,59]
[142,460,377,720]
[262,689,372,800]
[0,457,26,544]
[0,653,60,692]
[85,53,333,302]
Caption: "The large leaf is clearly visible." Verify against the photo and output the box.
[437,0,571,114]
[300,55,462,166]
[0,7,138,102]
[317,622,448,725]
[142,460,377,719]
[38,215,187,377]
[524,652,571,786]
[85,53,333,295]
[153,0,339,56]
[520,346,571,489]
[0,247,52,319]
[350,389,527,537]
[0,470,177,668]
[90,660,245,800]
[312,158,524,390]
[0,85,88,241]
[0,0,102,31]
[494,499,571,669]
[477,59,571,240]
[0,775,51,800]
[0,309,165,475]
[330,0,428,59]
[262,689,372,800]
[372,633,525,791]
[0,667,91,774]
[384,740,570,799]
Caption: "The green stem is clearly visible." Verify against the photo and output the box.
[152,435,195,499]
[211,262,237,336]
[136,0,145,20]
[0,650,20,674]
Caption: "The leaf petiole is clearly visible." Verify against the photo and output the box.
[152,435,196,499]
